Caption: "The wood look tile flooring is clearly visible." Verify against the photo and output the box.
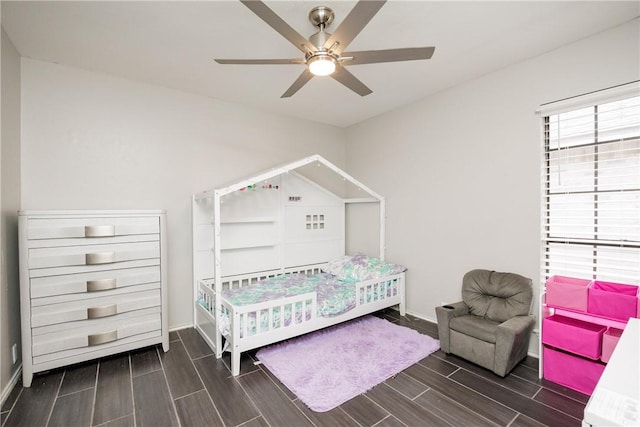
[1,310,588,427]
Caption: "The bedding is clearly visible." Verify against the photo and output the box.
[223,273,355,317]
[206,258,405,337]
[322,253,407,282]
[217,272,355,337]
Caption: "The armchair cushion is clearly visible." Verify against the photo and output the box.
[449,315,499,344]
[462,269,533,323]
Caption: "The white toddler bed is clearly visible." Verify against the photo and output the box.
[196,255,406,376]
[192,155,403,376]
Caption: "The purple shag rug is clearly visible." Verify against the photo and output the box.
[256,315,440,412]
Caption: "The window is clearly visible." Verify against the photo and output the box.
[540,82,640,285]
[305,214,325,230]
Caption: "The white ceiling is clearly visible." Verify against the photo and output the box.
[2,1,639,128]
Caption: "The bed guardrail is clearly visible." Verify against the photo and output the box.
[201,263,327,292]
[196,264,328,334]
[356,274,401,306]
[221,291,318,339]
[199,269,402,321]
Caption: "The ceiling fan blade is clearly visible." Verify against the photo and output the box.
[240,0,316,54]
[331,66,372,97]
[281,69,314,98]
[323,0,386,55]
[342,47,435,65]
[215,58,302,65]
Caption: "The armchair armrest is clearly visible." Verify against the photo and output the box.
[497,315,535,334]
[494,315,535,377]
[435,301,469,353]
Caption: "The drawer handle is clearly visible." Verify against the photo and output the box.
[86,278,117,292]
[84,225,115,238]
[85,252,116,265]
[88,330,118,346]
[87,304,117,319]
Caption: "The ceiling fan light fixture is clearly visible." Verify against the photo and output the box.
[307,54,336,76]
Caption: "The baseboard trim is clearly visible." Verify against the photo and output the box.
[1,365,22,408]
[404,308,436,324]
[169,323,193,332]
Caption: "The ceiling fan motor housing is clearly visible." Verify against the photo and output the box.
[309,31,332,50]
[309,6,335,50]
[308,6,334,29]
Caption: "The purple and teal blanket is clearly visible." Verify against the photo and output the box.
[205,254,407,337]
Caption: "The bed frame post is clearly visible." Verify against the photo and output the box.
[214,190,223,359]
[399,273,406,316]
[231,308,241,376]
[191,195,198,328]
[379,198,386,261]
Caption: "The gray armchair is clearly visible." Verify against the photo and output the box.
[435,269,535,377]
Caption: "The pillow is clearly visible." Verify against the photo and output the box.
[323,253,406,282]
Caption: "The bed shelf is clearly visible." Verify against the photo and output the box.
[220,243,277,251]
[220,217,277,224]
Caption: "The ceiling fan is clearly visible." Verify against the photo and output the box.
[215,0,435,98]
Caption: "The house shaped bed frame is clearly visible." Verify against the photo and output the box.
[192,154,406,375]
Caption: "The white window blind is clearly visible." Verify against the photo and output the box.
[541,82,640,285]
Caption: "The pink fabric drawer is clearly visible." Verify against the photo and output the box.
[543,346,605,395]
[601,327,624,363]
[588,281,639,321]
[545,276,591,312]
[542,315,605,360]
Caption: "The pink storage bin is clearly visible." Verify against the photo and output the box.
[545,276,591,312]
[543,346,605,395]
[601,327,623,363]
[542,315,606,359]
[588,281,639,321]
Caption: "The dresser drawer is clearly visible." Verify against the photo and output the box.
[29,258,160,279]
[27,216,159,240]
[30,265,161,299]
[28,241,159,270]
[32,311,161,358]
[32,282,159,308]
[31,289,160,328]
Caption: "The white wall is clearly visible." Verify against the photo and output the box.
[1,26,22,397]
[345,19,640,355]
[20,59,347,329]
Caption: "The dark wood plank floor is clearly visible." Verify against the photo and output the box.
[1,310,588,426]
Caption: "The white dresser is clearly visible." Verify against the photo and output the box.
[18,210,169,387]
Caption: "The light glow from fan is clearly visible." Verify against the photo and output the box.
[308,54,336,76]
